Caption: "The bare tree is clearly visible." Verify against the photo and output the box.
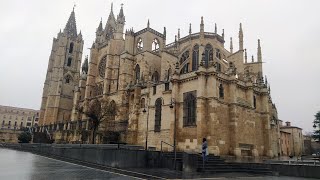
[77,98,116,144]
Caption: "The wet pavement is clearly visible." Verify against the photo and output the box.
[0,148,318,180]
[0,148,137,180]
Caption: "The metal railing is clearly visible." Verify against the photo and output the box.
[160,141,174,153]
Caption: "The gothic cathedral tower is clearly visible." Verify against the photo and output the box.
[39,8,84,128]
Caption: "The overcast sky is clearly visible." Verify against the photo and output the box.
[0,0,319,133]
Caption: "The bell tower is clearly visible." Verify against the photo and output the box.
[39,8,84,128]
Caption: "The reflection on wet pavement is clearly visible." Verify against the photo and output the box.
[0,148,137,180]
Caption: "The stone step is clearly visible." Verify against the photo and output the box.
[199,168,273,175]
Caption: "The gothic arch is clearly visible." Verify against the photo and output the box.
[152,71,160,83]
[152,38,160,52]
[192,44,199,71]
[219,83,224,99]
[69,42,74,53]
[183,92,197,126]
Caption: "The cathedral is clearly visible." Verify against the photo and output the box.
[39,4,280,158]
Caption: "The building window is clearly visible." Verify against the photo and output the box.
[192,45,199,71]
[152,71,159,83]
[165,82,169,91]
[152,38,160,52]
[180,63,189,74]
[14,121,17,126]
[107,100,116,130]
[2,120,4,125]
[153,86,156,95]
[67,57,72,67]
[27,122,31,126]
[216,63,221,72]
[20,122,23,127]
[183,91,197,126]
[216,48,221,59]
[69,42,74,53]
[180,50,189,64]
[154,98,162,132]
[204,44,213,68]
[141,98,145,108]
[167,68,171,81]
[135,64,140,82]
[219,84,224,99]
[253,95,256,109]
[137,38,143,51]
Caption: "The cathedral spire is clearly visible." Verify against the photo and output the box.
[189,23,192,35]
[239,23,244,50]
[107,3,116,23]
[147,19,150,28]
[230,37,233,53]
[63,7,77,38]
[97,18,103,32]
[163,27,166,39]
[117,3,125,24]
[178,28,180,39]
[222,29,225,40]
[257,39,262,62]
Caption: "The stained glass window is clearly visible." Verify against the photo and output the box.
[154,98,162,132]
[183,91,197,126]
[99,56,107,78]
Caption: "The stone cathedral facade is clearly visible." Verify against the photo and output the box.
[39,4,281,158]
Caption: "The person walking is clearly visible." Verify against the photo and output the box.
[202,137,208,169]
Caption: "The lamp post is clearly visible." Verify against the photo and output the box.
[169,98,177,169]
[143,105,149,151]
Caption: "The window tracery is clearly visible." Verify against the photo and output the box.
[137,38,143,52]
[98,56,107,78]
[192,45,199,71]
[204,44,213,68]
[152,38,160,52]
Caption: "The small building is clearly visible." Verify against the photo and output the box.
[280,121,304,156]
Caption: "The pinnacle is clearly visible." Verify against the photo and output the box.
[63,8,77,38]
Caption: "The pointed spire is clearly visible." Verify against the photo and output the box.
[119,3,124,17]
[200,16,204,33]
[189,23,192,34]
[147,19,150,28]
[117,3,125,24]
[222,29,225,40]
[239,23,244,50]
[178,28,180,39]
[215,23,217,34]
[257,39,262,62]
[163,27,166,39]
[265,76,268,85]
[244,49,248,63]
[63,7,77,38]
[107,3,116,23]
[97,18,103,32]
[251,55,254,62]
[230,37,233,53]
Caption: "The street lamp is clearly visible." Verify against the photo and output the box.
[143,105,149,151]
[169,98,177,169]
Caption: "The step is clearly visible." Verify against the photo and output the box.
[200,169,273,175]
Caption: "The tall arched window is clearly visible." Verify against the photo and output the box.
[69,42,74,53]
[152,38,160,52]
[180,63,189,74]
[108,100,116,131]
[140,98,145,109]
[192,45,199,71]
[152,71,159,83]
[183,91,197,126]
[167,68,172,81]
[253,95,256,109]
[154,98,162,132]
[219,84,224,99]
[135,64,140,82]
[216,63,221,72]
[67,57,72,67]
[137,38,143,52]
[216,48,221,59]
[204,44,213,68]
